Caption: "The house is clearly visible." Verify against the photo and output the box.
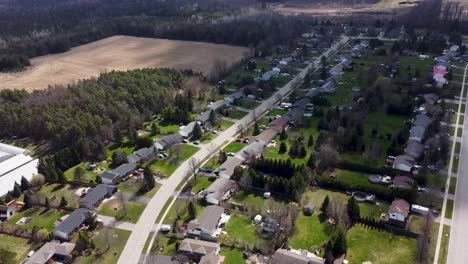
[24,241,75,264]
[0,143,38,197]
[224,90,245,104]
[423,93,439,105]
[413,114,432,128]
[405,140,425,159]
[128,146,156,163]
[254,129,279,145]
[179,121,198,138]
[409,126,426,143]
[201,178,235,205]
[155,133,183,150]
[285,107,305,124]
[177,238,220,262]
[217,157,243,179]
[101,162,137,185]
[305,88,320,99]
[269,116,289,133]
[271,248,324,264]
[187,205,224,241]
[235,140,265,162]
[303,202,316,216]
[0,205,15,222]
[392,176,415,190]
[53,208,96,241]
[144,255,180,264]
[199,252,225,264]
[262,218,279,234]
[79,184,117,209]
[388,199,410,228]
[292,98,311,110]
[393,155,415,172]
[196,110,214,125]
[208,100,227,112]
[329,63,344,75]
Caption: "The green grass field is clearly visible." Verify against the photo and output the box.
[191,176,215,194]
[221,247,245,264]
[449,177,457,195]
[335,169,390,193]
[98,200,146,224]
[445,199,454,219]
[224,214,263,248]
[76,228,131,264]
[6,207,68,231]
[0,234,34,263]
[289,213,334,250]
[233,191,287,215]
[226,109,249,120]
[347,224,417,264]
[223,142,246,153]
[161,198,203,225]
[150,159,180,177]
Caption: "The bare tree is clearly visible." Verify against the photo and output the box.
[188,158,199,180]
[319,144,340,171]
[169,144,184,159]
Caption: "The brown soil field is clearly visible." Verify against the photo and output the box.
[0,35,249,91]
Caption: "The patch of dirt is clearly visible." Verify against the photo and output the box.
[0,35,249,91]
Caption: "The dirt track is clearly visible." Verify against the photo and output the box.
[0,36,249,91]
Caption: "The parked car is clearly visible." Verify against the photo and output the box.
[193,141,200,145]
[417,187,427,193]
[227,152,235,157]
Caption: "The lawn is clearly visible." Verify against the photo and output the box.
[269,108,288,117]
[150,159,180,177]
[449,177,457,195]
[445,199,454,219]
[346,224,417,264]
[76,228,131,264]
[223,142,247,153]
[399,56,433,76]
[226,109,249,120]
[98,200,146,224]
[64,161,111,183]
[150,234,179,256]
[23,183,81,208]
[334,169,390,194]
[117,178,160,197]
[161,198,204,225]
[221,247,245,264]
[6,207,68,231]
[232,191,287,215]
[288,213,334,250]
[325,70,356,106]
[178,144,200,160]
[0,234,34,263]
[191,176,215,194]
[217,119,235,131]
[224,214,263,248]
[237,99,261,109]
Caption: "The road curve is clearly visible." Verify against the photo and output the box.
[116,36,349,264]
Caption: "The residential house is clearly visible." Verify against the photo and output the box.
[235,140,265,162]
[224,90,245,105]
[329,63,344,75]
[155,133,183,150]
[388,199,410,228]
[262,218,279,234]
[177,238,220,262]
[254,129,279,145]
[208,100,227,112]
[413,114,432,128]
[305,88,320,99]
[201,178,236,205]
[187,205,224,241]
[409,126,426,143]
[79,184,117,209]
[179,121,198,138]
[285,107,305,124]
[0,205,15,222]
[196,110,214,125]
[128,146,157,163]
[101,162,137,185]
[217,157,243,179]
[199,252,225,264]
[145,255,180,264]
[271,248,324,264]
[392,176,415,190]
[404,140,425,159]
[269,116,289,133]
[53,208,96,241]
[393,155,415,172]
[292,98,311,110]
[423,93,439,105]
[24,241,75,264]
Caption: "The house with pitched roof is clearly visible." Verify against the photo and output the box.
[79,184,117,209]
[53,208,96,241]
[24,241,75,264]
[187,205,224,241]
[387,199,410,228]
[177,238,220,262]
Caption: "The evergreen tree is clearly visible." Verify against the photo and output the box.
[73,167,86,182]
[12,182,22,198]
[279,141,287,154]
[20,176,30,192]
[324,240,334,264]
[187,201,196,220]
[307,154,316,170]
[143,166,156,191]
[252,122,260,136]
[24,193,32,209]
[320,195,330,213]
[192,122,203,141]
[347,196,360,223]
[44,197,50,208]
[299,146,307,158]
[150,122,160,136]
[280,128,288,140]
[307,135,314,147]
[208,110,217,125]
[332,227,347,258]
[60,196,68,207]
[57,170,65,184]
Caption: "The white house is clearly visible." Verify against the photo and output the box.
[0,143,38,197]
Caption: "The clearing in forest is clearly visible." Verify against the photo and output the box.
[0,35,249,91]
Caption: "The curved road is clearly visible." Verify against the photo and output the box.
[117,36,349,264]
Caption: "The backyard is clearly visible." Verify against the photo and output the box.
[0,234,34,263]
[76,228,131,264]
[98,199,147,224]
[6,207,68,232]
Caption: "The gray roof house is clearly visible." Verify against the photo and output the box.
[393,155,415,172]
[285,107,305,124]
[101,162,137,185]
[305,88,320,99]
[388,199,410,228]
[199,252,223,264]
[24,241,75,264]
[409,125,426,143]
[405,140,425,159]
[329,63,344,75]
[235,140,265,162]
[155,133,183,150]
[217,157,243,179]
[187,205,224,241]
[392,176,415,190]
[53,208,96,241]
[224,90,245,104]
[202,178,235,205]
[292,98,312,110]
[208,100,227,112]
[79,184,117,209]
[271,249,324,264]
[178,238,220,261]
[413,114,432,128]
[196,110,213,125]
[179,121,197,138]
[128,146,156,163]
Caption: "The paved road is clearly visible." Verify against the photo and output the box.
[445,63,468,264]
[116,36,349,264]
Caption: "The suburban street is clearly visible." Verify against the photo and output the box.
[446,62,468,264]
[116,36,350,264]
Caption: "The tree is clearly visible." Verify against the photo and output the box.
[44,197,50,208]
[324,240,334,264]
[307,135,314,147]
[307,154,316,170]
[346,196,360,223]
[11,182,22,198]
[252,122,260,136]
[320,195,330,214]
[24,192,32,209]
[30,175,45,190]
[332,226,347,258]
[187,201,196,221]
[60,196,68,207]
[112,151,127,166]
[279,142,287,154]
[192,122,203,141]
[150,122,160,136]
[280,128,288,140]
[318,145,339,171]
[57,170,65,184]
[73,167,86,182]
[208,110,217,125]
[136,135,153,149]
[20,176,30,192]
[143,166,156,191]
